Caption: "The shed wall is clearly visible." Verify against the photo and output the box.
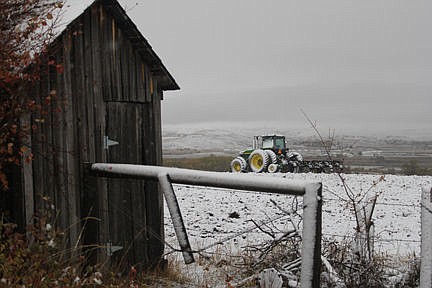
[25,2,165,268]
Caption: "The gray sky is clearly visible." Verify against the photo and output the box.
[67,1,432,135]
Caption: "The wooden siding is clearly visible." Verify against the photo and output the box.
[99,9,153,103]
[21,0,171,269]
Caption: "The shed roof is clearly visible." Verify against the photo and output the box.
[59,0,179,91]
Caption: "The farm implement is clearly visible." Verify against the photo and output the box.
[230,135,342,173]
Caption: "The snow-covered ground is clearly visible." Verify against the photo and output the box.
[164,172,432,258]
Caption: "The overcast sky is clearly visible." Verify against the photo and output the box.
[66,0,432,135]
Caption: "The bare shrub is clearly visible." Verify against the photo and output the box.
[0,0,64,190]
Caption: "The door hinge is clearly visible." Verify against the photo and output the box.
[106,241,123,256]
[104,136,119,149]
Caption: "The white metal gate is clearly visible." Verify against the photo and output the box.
[90,163,322,287]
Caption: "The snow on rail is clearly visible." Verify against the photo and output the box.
[90,163,313,195]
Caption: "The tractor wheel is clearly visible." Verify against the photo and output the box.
[266,150,278,164]
[268,163,279,173]
[287,151,303,162]
[231,157,247,173]
[248,149,270,173]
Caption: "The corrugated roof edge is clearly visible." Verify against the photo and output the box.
[52,0,180,91]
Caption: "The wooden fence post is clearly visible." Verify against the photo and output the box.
[420,186,432,288]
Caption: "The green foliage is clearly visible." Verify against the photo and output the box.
[163,155,233,172]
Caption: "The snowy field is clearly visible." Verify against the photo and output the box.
[164,172,432,258]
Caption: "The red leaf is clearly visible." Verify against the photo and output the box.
[55,64,64,74]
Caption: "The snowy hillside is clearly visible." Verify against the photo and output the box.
[164,172,432,257]
[162,122,308,157]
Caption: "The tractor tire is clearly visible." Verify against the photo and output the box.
[266,150,278,164]
[231,157,248,173]
[268,163,279,173]
[248,149,270,173]
[287,151,303,162]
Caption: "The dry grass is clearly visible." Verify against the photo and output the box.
[163,155,233,172]
[1,212,421,287]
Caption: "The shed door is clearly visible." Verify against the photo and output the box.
[105,102,163,269]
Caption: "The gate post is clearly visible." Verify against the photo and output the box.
[300,183,322,288]
[420,186,432,288]
[158,173,194,264]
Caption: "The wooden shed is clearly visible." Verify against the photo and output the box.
[18,0,179,269]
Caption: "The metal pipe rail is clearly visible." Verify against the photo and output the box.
[90,163,322,287]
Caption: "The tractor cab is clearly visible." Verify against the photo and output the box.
[253,135,287,155]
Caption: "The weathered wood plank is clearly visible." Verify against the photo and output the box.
[119,30,129,102]
[81,11,101,260]
[154,86,163,166]
[40,53,58,224]
[101,8,113,102]
[141,103,150,165]
[147,73,153,103]
[31,66,45,211]
[145,178,163,264]
[53,37,69,245]
[63,30,80,250]
[142,84,163,262]
[113,19,122,101]
[70,18,100,262]
[44,61,55,207]
[20,113,34,227]
[124,105,138,265]
[152,70,163,261]
[131,104,148,266]
[136,53,145,102]
[90,3,110,266]
[128,42,137,102]
[106,103,133,268]
[105,103,121,265]
[109,17,118,102]
[83,9,95,164]
[72,22,88,163]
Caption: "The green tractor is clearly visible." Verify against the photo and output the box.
[230,135,303,173]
